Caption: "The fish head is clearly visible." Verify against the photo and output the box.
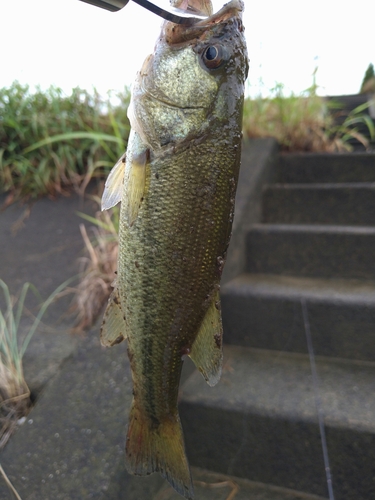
[128,0,249,150]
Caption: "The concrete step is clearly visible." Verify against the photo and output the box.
[155,467,327,500]
[277,153,375,184]
[262,183,375,226]
[221,273,375,362]
[246,223,375,280]
[180,345,375,500]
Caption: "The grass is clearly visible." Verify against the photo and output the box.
[70,199,119,331]
[0,81,130,202]
[242,82,375,151]
[0,464,22,500]
[0,279,69,448]
[1,79,373,204]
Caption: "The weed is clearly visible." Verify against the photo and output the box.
[327,100,375,149]
[360,63,375,94]
[0,82,130,201]
[0,279,69,448]
[242,81,374,152]
[70,199,119,331]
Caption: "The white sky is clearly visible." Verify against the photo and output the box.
[1,0,374,98]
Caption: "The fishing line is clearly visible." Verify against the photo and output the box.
[301,298,335,500]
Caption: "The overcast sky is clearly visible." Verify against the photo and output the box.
[1,0,374,98]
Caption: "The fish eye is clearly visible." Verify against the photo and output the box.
[202,44,224,69]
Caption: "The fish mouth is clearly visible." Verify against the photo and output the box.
[170,0,213,17]
[164,0,244,46]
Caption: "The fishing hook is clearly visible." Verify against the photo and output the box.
[79,0,208,24]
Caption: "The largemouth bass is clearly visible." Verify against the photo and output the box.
[100,1,248,498]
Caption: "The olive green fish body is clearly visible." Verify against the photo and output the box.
[100,2,248,498]
[120,131,241,413]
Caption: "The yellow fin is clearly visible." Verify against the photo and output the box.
[126,403,194,499]
[100,288,127,347]
[125,148,148,226]
[101,156,125,211]
[189,291,223,387]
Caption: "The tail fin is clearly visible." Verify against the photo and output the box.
[125,403,194,499]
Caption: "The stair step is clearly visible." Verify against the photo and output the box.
[277,153,375,183]
[180,345,375,500]
[262,183,375,225]
[246,223,375,280]
[155,467,327,500]
[221,273,375,361]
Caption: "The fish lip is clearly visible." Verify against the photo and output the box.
[194,0,244,26]
[164,0,244,46]
[174,0,243,24]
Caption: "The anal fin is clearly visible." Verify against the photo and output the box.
[100,287,127,347]
[189,291,223,387]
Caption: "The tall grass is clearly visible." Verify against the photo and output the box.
[0,81,130,201]
[242,82,374,151]
[0,279,69,448]
[1,80,373,204]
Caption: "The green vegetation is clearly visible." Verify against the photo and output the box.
[1,80,374,204]
[360,63,375,94]
[0,279,69,447]
[0,81,130,201]
[242,82,374,151]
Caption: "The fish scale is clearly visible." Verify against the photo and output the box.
[120,136,240,410]
[100,1,248,498]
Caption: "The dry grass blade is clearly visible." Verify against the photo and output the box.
[194,479,239,500]
[70,206,119,331]
[242,83,336,152]
[154,478,239,500]
[0,464,22,500]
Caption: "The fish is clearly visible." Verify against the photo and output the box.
[100,1,248,498]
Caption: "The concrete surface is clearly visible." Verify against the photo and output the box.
[0,191,98,392]
[277,153,375,184]
[246,223,375,280]
[263,183,375,226]
[180,345,375,500]
[221,273,375,361]
[155,467,327,500]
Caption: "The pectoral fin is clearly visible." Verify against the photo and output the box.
[189,291,223,387]
[100,288,127,347]
[101,156,126,211]
[125,147,148,226]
